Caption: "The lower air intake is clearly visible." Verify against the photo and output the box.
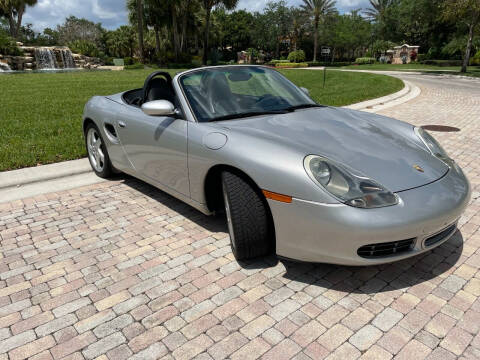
[357,238,415,259]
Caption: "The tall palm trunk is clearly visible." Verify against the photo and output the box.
[172,6,180,61]
[154,25,161,58]
[202,5,212,65]
[136,0,144,63]
[462,21,476,73]
[181,12,188,52]
[313,15,319,62]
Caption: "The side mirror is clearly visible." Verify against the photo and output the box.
[141,100,176,117]
[300,87,310,96]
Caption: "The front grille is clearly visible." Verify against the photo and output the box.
[357,238,415,259]
[424,224,456,247]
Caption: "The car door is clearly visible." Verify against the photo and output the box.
[115,103,190,197]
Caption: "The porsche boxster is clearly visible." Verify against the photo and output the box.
[83,66,470,265]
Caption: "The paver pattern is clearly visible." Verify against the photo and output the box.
[1,74,480,360]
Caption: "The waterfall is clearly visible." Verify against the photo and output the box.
[34,48,58,69]
[60,49,76,69]
[0,62,11,72]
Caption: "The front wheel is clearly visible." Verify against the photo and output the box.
[85,123,113,178]
[221,171,273,260]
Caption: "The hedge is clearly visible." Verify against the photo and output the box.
[307,61,352,67]
[355,57,376,65]
[420,60,463,67]
[275,62,309,68]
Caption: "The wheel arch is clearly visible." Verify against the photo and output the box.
[83,117,96,134]
[204,164,276,239]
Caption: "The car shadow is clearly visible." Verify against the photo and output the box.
[117,175,464,294]
[119,175,227,234]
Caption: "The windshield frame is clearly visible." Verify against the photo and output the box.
[177,65,317,123]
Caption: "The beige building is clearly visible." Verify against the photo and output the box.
[387,44,420,64]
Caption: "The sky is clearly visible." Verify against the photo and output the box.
[23,0,371,32]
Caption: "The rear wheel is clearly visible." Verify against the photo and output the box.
[85,123,113,178]
[221,171,272,260]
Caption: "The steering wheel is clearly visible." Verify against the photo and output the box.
[255,94,279,109]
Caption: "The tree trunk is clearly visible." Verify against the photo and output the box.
[136,0,144,63]
[202,4,211,65]
[313,16,319,62]
[8,13,16,38]
[154,25,161,58]
[172,7,180,61]
[181,8,188,52]
[462,22,475,73]
[15,7,24,40]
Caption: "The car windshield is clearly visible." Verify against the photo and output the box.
[179,66,318,122]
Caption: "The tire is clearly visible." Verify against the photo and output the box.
[85,123,113,178]
[221,171,273,260]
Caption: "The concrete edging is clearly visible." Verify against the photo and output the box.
[343,80,421,113]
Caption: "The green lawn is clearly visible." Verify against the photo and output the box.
[0,68,403,171]
[341,63,480,77]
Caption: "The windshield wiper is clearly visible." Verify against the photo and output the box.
[208,110,289,122]
[283,104,325,112]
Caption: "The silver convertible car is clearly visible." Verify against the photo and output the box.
[83,65,470,265]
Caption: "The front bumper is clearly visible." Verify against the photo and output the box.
[269,163,471,266]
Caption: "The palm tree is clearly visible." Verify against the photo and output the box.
[301,0,336,62]
[136,0,145,63]
[0,0,38,39]
[200,0,239,65]
[364,0,393,21]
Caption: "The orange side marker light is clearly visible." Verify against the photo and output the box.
[262,190,292,203]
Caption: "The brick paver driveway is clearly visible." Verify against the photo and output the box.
[1,74,479,360]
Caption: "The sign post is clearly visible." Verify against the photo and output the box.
[321,47,331,88]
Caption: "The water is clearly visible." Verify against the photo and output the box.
[34,48,58,70]
[0,62,11,72]
[60,49,76,69]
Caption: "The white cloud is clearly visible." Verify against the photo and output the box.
[22,0,128,31]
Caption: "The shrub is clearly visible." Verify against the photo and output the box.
[287,50,306,63]
[307,61,351,67]
[470,51,480,66]
[275,62,308,68]
[123,57,134,65]
[420,59,463,67]
[124,63,144,70]
[355,57,376,65]
[416,54,427,62]
[68,40,99,58]
[0,32,22,56]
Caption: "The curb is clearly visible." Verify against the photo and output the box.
[302,67,421,113]
[343,80,421,113]
[0,158,92,190]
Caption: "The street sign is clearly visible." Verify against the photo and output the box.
[321,47,331,55]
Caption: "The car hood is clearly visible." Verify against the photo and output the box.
[219,107,449,193]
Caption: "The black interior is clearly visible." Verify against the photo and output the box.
[122,71,175,107]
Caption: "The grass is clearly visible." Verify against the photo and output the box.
[341,63,480,77]
[0,68,403,171]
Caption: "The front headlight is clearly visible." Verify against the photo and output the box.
[414,127,450,161]
[304,155,398,209]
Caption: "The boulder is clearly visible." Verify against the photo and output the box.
[25,63,33,69]
[16,42,24,46]
[20,46,35,53]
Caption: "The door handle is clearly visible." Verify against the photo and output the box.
[118,121,126,128]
